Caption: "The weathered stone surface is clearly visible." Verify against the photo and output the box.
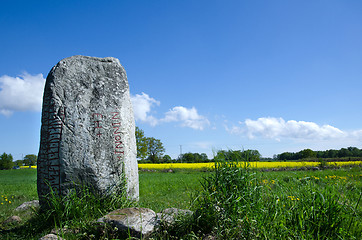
[15,200,39,211]
[39,234,65,240]
[157,208,193,226]
[97,208,157,238]
[37,55,139,205]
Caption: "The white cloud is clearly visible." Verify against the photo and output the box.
[129,92,211,130]
[227,117,347,140]
[0,73,45,116]
[192,141,214,150]
[130,92,160,126]
[350,130,362,140]
[162,106,210,130]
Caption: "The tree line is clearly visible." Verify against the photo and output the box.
[276,147,362,161]
[0,153,37,170]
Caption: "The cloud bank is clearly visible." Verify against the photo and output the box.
[0,73,45,116]
[226,117,356,141]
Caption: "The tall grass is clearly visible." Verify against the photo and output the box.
[1,172,135,240]
[159,153,362,239]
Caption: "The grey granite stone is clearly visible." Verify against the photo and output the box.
[157,208,193,226]
[14,200,39,211]
[39,234,65,240]
[97,208,157,239]
[37,55,138,206]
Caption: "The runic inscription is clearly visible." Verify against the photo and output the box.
[37,91,65,198]
[92,113,104,137]
[112,112,124,161]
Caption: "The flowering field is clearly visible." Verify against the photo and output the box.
[138,161,362,170]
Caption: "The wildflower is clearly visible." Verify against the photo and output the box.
[9,201,11,204]
[288,196,299,201]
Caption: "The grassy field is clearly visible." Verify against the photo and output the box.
[0,169,38,222]
[139,171,208,212]
[0,164,361,239]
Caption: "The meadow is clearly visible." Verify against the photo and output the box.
[0,162,361,239]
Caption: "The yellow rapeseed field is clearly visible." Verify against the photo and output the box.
[138,161,362,170]
[15,161,361,170]
[19,166,37,169]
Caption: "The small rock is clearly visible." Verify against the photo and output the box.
[157,208,193,226]
[15,200,40,211]
[203,234,216,240]
[2,215,22,225]
[39,234,65,240]
[50,226,78,235]
[98,207,157,239]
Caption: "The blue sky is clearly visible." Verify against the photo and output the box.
[1,0,362,160]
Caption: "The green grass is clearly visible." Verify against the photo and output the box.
[139,171,208,212]
[1,165,361,239]
[0,169,38,222]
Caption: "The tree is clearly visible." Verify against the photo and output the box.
[348,147,362,157]
[14,160,24,167]
[23,154,37,166]
[180,153,195,163]
[243,149,261,161]
[200,153,209,162]
[277,152,295,161]
[298,149,316,159]
[162,155,172,163]
[0,152,14,170]
[326,149,338,158]
[338,148,350,158]
[135,127,167,162]
[135,126,148,160]
[146,137,165,163]
[214,149,260,162]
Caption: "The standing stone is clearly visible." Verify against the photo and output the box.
[37,55,139,205]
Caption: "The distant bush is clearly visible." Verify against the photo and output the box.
[0,152,13,170]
